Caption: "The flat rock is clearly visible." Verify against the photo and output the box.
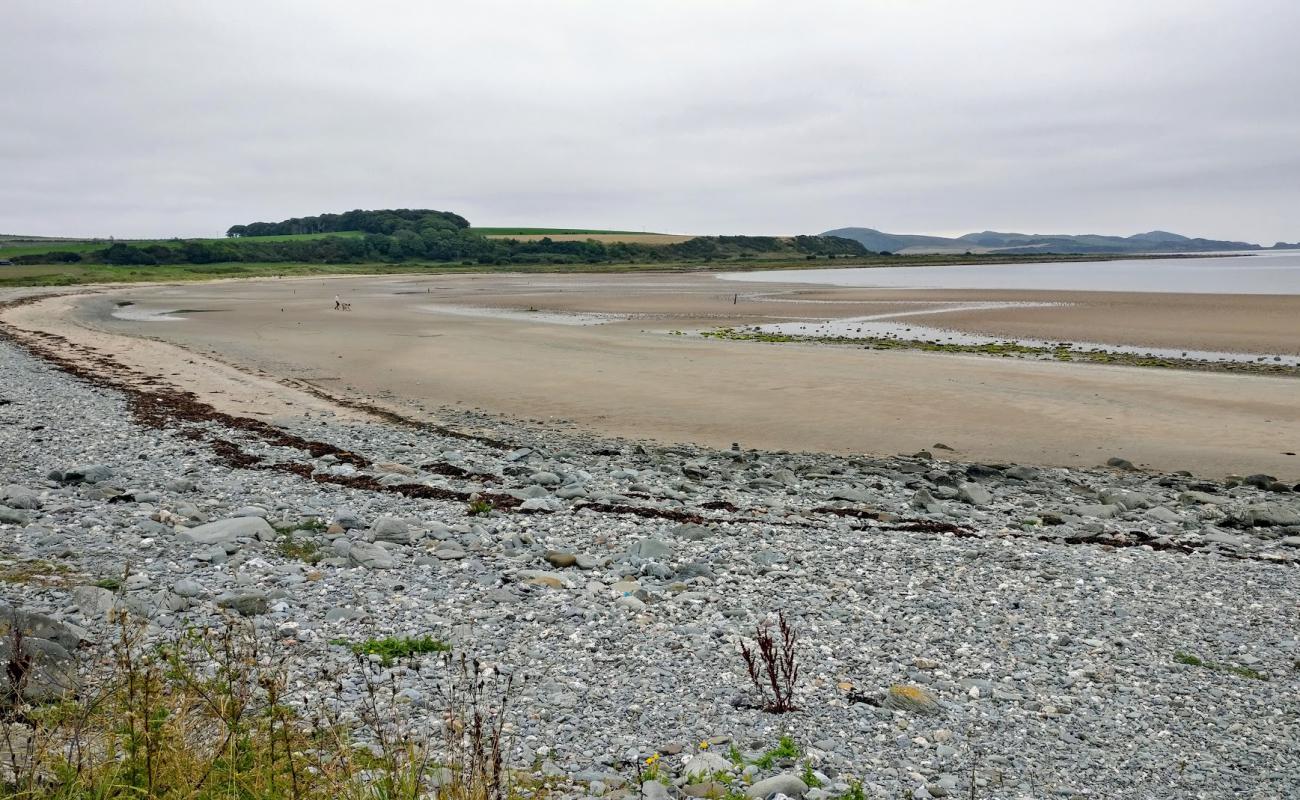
[746,773,809,799]
[1230,502,1300,528]
[348,539,397,569]
[216,590,269,616]
[369,515,412,543]
[1,485,41,509]
[179,516,274,546]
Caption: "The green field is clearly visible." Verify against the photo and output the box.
[467,227,656,236]
[0,231,365,259]
[0,251,1182,289]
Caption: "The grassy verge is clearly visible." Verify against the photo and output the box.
[0,232,364,259]
[0,252,1196,289]
[2,618,511,800]
[466,227,651,236]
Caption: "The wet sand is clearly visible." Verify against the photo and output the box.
[4,272,1299,479]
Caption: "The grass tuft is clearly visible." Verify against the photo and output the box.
[337,635,451,666]
[1173,651,1267,680]
[2,617,512,800]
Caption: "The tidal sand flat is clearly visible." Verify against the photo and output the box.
[8,266,1298,480]
[3,283,1300,799]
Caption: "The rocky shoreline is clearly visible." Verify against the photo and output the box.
[2,303,1299,799]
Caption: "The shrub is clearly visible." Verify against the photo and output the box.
[739,612,800,712]
[1,616,513,800]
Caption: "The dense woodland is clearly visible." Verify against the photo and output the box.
[9,209,870,266]
[225,209,470,238]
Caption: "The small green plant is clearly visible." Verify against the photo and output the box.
[93,577,121,590]
[638,752,664,785]
[467,498,494,516]
[0,558,78,586]
[843,780,867,800]
[275,533,322,563]
[726,743,745,767]
[752,735,799,769]
[339,635,450,666]
[800,759,822,788]
[1224,664,1267,681]
[1173,651,1267,680]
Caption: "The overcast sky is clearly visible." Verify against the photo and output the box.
[4,1,1299,242]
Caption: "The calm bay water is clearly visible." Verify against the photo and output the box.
[719,251,1300,294]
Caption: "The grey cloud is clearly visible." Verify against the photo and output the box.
[2,0,1297,242]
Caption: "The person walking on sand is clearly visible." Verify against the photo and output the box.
[334,294,341,310]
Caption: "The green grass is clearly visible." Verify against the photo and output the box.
[274,532,322,563]
[335,635,451,666]
[0,251,1193,290]
[467,227,653,236]
[1174,651,1268,680]
[800,760,822,788]
[750,735,799,769]
[0,231,365,259]
[0,558,80,586]
[466,498,494,516]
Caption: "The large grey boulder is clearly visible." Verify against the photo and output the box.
[216,591,269,617]
[72,586,121,620]
[1,485,41,510]
[670,523,713,541]
[957,483,993,506]
[1229,502,1300,528]
[1099,489,1153,510]
[746,774,809,799]
[0,506,29,525]
[0,636,78,702]
[911,488,942,513]
[1179,490,1229,506]
[682,751,734,781]
[369,516,412,544]
[625,538,672,560]
[348,539,397,569]
[0,605,83,650]
[48,464,113,484]
[179,516,274,546]
[0,605,82,701]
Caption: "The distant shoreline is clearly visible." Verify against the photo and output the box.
[0,250,1241,289]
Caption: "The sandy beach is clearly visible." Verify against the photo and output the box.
[3,272,1298,479]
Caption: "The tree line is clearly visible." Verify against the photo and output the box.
[14,233,868,267]
[225,208,470,238]
[9,208,869,266]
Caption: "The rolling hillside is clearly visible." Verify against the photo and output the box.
[823,227,1274,255]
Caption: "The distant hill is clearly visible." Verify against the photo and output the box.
[822,227,1280,255]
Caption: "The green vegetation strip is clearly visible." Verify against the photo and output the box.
[699,327,1300,378]
[1174,651,1268,680]
[335,635,451,665]
[468,227,652,236]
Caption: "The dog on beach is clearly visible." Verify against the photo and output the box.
[340,302,352,311]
